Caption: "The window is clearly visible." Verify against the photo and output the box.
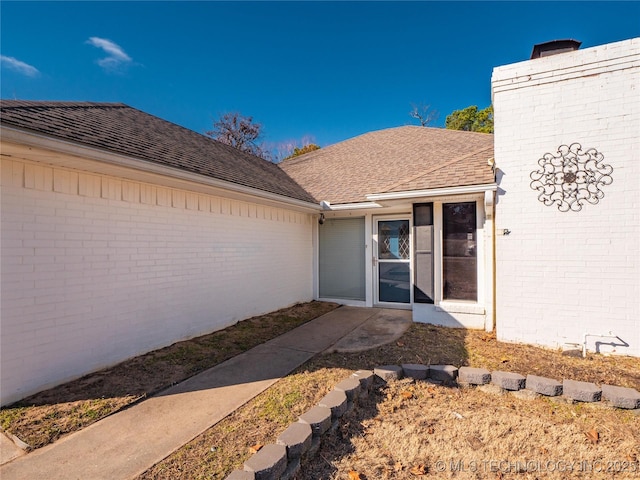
[318,217,365,300]
[442,202,477,301]
[413,203,434,304]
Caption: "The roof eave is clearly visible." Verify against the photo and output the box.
[1,125,321,212]
[319,201,384,211]
[366,183,498,202]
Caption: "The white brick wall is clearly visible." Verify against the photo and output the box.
[492,38,640,356]
[1,157,314,405]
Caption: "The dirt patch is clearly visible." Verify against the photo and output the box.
[0,301,339,449]
[139,324,640,479]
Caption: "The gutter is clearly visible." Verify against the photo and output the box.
[319,200,383,211]
[1,126,321,213]
[366,183,498,202]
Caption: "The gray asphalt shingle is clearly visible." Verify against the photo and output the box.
[281,126,494,204]
[0,100,316,204]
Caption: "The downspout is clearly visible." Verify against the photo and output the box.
[492,190,497,332]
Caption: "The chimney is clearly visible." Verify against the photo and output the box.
[530,39,581,59]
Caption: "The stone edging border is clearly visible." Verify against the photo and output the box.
[225,365,640,480]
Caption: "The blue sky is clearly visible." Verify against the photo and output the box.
[2,1,639,155]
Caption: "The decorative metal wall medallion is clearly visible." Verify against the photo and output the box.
[530,143,613,212]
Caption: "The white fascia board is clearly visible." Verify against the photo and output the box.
[366,183,498,202]
[323,202,383,211]
[1,126,321,212]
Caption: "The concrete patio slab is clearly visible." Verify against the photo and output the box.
[328,309,412,353]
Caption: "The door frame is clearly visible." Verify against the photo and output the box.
[372,214,413,309]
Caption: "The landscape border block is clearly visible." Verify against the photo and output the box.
[491,371,526,391]
[563,379,602,403]
[526,374,563,396]
[243,443,287,480]
[601,384,640,409]
[458,366,491,385]
[374,365,403,381]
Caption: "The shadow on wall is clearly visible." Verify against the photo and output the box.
[495,167,506,205]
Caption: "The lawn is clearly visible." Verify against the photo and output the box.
[0,301,339,450]
[139,324,640,479]
[1,306,638,479]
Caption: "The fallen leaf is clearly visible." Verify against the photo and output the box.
[500,357,509,363]
[248,443,263,454]
[466,435,483,449]
[401,390,414,399]
[585,429,599,444]
[396,341,405,347]
[410,464,427,475]
[427,426,435,434]
[348,471,362,480]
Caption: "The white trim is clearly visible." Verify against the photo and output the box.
[1,126,320,212]
[366,183,497,202]
[372,214,413,308]
[317,298,367,308]
[322,201,383,211]
[436,301,486,315]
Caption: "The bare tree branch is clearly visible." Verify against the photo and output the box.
[409,103,439,127]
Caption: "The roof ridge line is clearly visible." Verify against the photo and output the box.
[378,145,493,194]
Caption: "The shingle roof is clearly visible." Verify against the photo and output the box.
[280,126,494,204]
[0,100,316,204]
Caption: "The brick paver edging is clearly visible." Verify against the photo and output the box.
[225,365,640,479]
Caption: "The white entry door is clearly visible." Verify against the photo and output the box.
[374,216,412,306]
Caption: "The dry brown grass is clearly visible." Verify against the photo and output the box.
[302,380,639,479]
[140,324,640,479]
[0,301,339,449]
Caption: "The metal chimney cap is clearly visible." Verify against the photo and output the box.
[531,39,581,59]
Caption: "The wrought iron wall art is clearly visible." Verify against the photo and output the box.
[530,143,613,212]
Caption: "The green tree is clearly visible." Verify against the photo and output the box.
[283,143,320,160]
[445,105,493,133]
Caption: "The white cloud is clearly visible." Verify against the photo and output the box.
[0,55,40,77]
[86,37,133,73]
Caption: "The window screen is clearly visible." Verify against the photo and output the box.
[318,217,365,300]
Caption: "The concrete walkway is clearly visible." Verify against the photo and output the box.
[0,307,411,480]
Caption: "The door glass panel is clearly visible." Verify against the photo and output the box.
[378,220,410,259]
[442,202,477,301]
[378,262,410,303]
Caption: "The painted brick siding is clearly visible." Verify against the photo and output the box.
[492,38,640,356]
[1,158,314,405]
